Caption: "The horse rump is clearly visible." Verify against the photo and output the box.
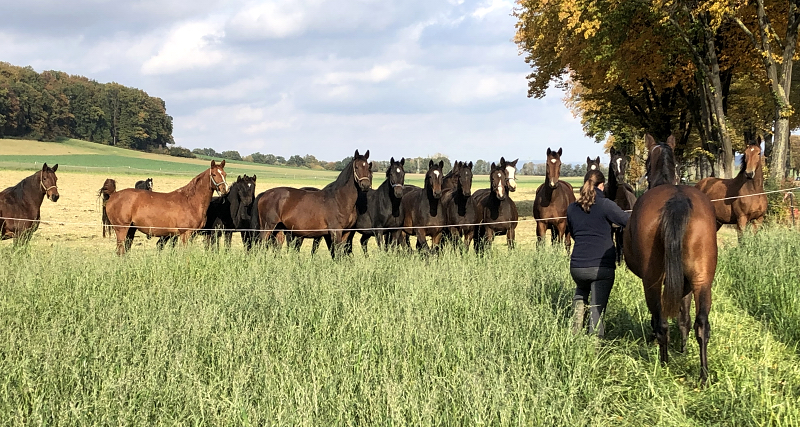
[99,178,117,238]
[659,189,692,318]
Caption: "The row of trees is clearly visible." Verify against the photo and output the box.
[515,0,800,180]
[0,62,174,150]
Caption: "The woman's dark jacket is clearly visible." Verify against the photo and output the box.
[566,188,630,269]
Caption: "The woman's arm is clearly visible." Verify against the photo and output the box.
[603,199,630,227]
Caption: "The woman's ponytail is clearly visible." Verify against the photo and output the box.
[577,170,605,213]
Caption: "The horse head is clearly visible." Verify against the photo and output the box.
[586,156,601,173]
[644,134,677,188]
[743,139,763,180]
[426,159,444,199]
[387,157,405,198]
[40,163,59,202]
[457,161,474,197]
[145,178,153,191]
[609,148,628,183]
[545,148,563,189]
[490,162,506,201]
[210,160,229,195]
[353,149,373,191]
[501,157,518,192]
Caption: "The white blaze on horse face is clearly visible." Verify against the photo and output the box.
[550,158,557,164]
[590,164,597,170]
[505,165,518,190]
[434,170,440,177]
[616,158,622,173]
[396,168,401,173]
[497,173,505,198]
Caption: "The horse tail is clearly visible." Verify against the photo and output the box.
[99,179,117,238]
[244,192,263,248]
[659,188,692,318]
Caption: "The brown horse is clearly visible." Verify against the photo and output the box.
[98,178,117,238]
[696,140,767,237]
[252,150,372,258]
[474,160,518,251]
[623,134,717,385]
[0,163,59,243]
[102,160,229,255]
[606,148,637,263]
[533,148,576,250]
[441,161,477,250]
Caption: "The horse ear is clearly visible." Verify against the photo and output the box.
[500,156,506,164]
[400,157,405,166]
[586,156,591,164]
[666,135,676,150]
[237,175,243,182]
[369,161,374,170]
[211,160,217,168]
[354,149,360,158]
[491,162,496,169]
[252,174,257,181]
[511,158,518,166]
[364,150,369,159]
[645,134,656,151]
[52,164,58,172]
[546,148,552,157]
[42,163,48,171]
[557,148,563,157]
[595,156,600,163]
[220,159,226,168]
[438,160,444,169]
[429,159,434,168]
[468,161,473,168]
[391,157,395,164]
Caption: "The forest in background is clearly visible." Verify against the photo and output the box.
[0,62,173,152]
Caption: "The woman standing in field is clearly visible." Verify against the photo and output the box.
[566,170,630,338]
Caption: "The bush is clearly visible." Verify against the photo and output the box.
[168,146,195,158]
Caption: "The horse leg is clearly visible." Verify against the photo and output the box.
[614,227,624,265]
[431,231,444,253]
[484,228,495,251]
[536,221,547,245]
[415,230,430,252]
[693,282,712,385]
[736,215,748,242]
[550,224,558,245]
[360,233,370,255]
[123,227,137,254]
[644,280,669,365]
[679,289,693,353]
[751,216,764,235]
[558,221,570,252]
[507,227,515,249]
[224,231,233,249]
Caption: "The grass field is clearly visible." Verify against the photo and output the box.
[0,229,798,425]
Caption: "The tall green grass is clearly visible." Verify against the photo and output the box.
[1,230,799,425]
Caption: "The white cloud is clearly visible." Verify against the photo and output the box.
[472,0,512,19]
[141,20,226,75]
[226,1,308,39]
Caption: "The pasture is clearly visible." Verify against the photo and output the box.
[2,142,795,425]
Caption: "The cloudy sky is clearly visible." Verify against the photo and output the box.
[2,0,608,164]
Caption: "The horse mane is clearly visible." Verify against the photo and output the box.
[176,168,210,199]
[650,143,677,188]
[5,171,39,200]
[324,158,357,191]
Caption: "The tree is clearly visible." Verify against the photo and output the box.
[732,0,800,180]
[275,156,286,165]
[334,156,353,171]
[522,161,535,175]
[220,150,242,161]
[287,155,306,167]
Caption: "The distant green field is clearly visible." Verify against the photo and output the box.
[0,138,585,191]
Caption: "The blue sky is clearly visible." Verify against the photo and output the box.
[2,0,608,164]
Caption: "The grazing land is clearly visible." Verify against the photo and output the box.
[3,139,795,425]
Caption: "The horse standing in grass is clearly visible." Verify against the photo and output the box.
[533,148,576,250]
[696,140,767,237]
[102,160,229,255]
[251,150,373,258]
[402,160,446,252]
[0,163,59,243]
[99,178,116,238]
[501,157,519,192]
[624,134,717,385]
[474,160,518,252]
[198,174,257,249]
[441,161,477,251]
[586,156,601,173]
[606,148,637,263]
[345,157,407,253]
[135,178,153,191]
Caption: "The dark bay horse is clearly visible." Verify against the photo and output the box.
[0,163,59,243]
[473,160,518,251]
[533,148,575,250]
[135,178,153,191]
[345,157,406,253]
[441,161,462,191]
[623,134,717,385]
[586,156,601,173]
[501,157,519,192]
[402,160,445,252]
[251,150,372,258]
[696,141,767,237]
[198,174,257,249]
[441,161,477,250]
[606,148,637,263]
[102,160,229,255]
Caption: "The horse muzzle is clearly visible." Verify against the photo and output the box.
[549,180,557,188]
[393,185,404,198]
[745,171,755,179]
[48,192,60,202]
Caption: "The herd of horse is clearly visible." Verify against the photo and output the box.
[0,138,773,384]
